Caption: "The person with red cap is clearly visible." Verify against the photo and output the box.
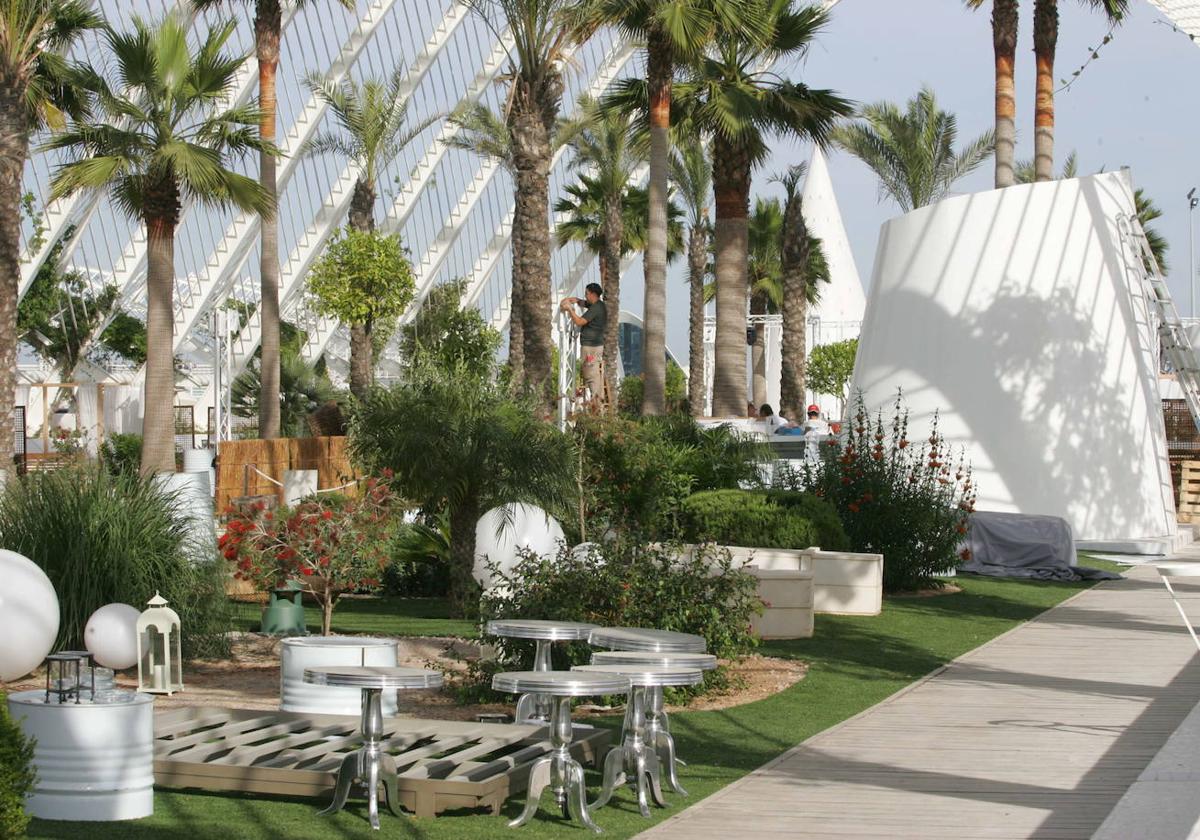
[802,404,831,437]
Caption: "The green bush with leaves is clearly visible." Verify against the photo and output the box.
[399,278,500,377]
[475,542,761,699]
[616,363,688,416]
[0,467,230,657]
[0,694,35,839]
[787,393,976,591]
[679,489,846,551]
[760,489,850,550]
[383,516,450,598]
[100,433,143,476]
[808,338,857,407]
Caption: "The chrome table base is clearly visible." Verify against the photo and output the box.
[592,686,667,816]
[514,640,554,723]
[509,696,601,833]
[318,687,399,830]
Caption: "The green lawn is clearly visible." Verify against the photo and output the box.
[229,596,478,638]
[31,567,1121,840]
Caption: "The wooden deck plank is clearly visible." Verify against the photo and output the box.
[638,563,1200,840]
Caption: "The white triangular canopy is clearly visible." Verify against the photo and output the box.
[802,146,866,325]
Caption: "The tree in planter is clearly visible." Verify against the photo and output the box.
[349,365,574,616]
[222,481,397,635]
[46,14,274,474]
[306,227,415,398]
[807,337,857,414]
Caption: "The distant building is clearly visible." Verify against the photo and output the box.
[616,311,681,379]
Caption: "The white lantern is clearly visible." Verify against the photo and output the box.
[135,593,183,695]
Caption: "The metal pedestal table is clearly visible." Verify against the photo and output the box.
[573,664,703,817]
[492,669,630,834]
[486,619,597,722]
[303,666,442,830]
[588,629,711,796]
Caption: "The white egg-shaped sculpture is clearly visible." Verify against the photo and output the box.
[84,603,142,670]
[0,550,59,681]
[473,503,564,589]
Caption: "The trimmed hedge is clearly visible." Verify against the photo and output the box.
[678,489,847,551]
[0,694,34,838]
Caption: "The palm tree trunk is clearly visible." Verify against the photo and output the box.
[640,29,671,416]
[346,178,375,400]
[507,270,525,389]
[0,92,27,477]
[601,197,622,402]
[750,292,767,408]
[141,181,182,475]
[992,0,1019,188]
[779,198,811,421]
[256,0,282,439]
[509,80,558,401]
[687,223,707,417]
[447,495,480,617]
[711,138,751,418]
[1032,0,1058,182]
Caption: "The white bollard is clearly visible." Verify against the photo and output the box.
[282,469,318,506]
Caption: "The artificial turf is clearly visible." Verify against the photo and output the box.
[29,566,1121,839]
[228,595,478,638]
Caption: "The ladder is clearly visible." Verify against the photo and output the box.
[1121,215,1200,432]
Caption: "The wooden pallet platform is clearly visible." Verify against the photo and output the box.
[1179,460,1200,522]
[153,707,610,818]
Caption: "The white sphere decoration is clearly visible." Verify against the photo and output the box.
[85,603,141,670]
[473,503,564,589]
[0,549,59,681]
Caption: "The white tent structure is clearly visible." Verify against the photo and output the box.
[850,169,1176,543]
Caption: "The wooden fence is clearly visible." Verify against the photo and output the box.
[215,436,357,512]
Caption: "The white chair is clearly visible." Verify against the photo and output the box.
[1156,563,1200,651]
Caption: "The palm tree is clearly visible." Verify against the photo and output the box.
[0,0,96,475]
[677,0,851,417]
[558,96,640,398]
[747,197,782,407]
[965,0,1019,188]
[832,86,995,213]
[571,0,767,416]
[46,14,273,474]
[463,0,574,400]
[193,0,352,441]
[1031,0,1127,181]
[772,162,829,420]
[301,68,436,397]
[670,142,711,417]
[1013,148,1077,184]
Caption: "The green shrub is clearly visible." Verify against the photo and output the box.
[679,489,827,550]
[474,542,761,702]
[100,433,142,476]
[0,467,231,658]
[0,694,35,838]
[760,489,850,550]
[382,518,450,598]
[788,393,976,592]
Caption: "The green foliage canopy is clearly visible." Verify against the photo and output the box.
[807,338,858,402]
[306,226,416,338]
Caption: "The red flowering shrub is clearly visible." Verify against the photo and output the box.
[221,478,398,634]
[784,392,977,592]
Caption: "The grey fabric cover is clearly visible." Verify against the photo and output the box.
[958,511,1121,581]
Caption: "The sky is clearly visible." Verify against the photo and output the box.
[637,0,1200,365]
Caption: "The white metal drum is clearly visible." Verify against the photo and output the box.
[280,637,399,716]
[7,690,154,821]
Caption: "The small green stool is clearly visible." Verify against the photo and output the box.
[261,580,307,636]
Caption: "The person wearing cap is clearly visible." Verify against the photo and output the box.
[560,282,607,407]
[801,404,831,437]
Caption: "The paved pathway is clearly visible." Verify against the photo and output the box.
[638,563,1200,840]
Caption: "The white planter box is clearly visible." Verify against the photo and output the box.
[685,545,815,640]
[280,636,399,716]
[7,690,154,821]
[808,550,884,615]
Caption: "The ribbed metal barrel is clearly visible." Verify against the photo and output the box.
[280,636,399,716]
[7,690,154,821]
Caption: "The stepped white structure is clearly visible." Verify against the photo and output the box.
[850,169,1176,543]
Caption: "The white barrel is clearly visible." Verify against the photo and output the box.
[280,637,399,716]
[181,447,213,473]
[153,471,215,548]
[7,690,154,821]
[282,469,318,505]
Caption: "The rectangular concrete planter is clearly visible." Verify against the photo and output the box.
[682,545,815,640]
[808,550,884,616]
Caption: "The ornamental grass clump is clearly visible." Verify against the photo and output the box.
[792,392,976,592]
[222,478,398,635]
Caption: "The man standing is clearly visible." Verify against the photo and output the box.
[560,283,607,409]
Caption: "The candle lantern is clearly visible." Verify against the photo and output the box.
[136,593,183,695]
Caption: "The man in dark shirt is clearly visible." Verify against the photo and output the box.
[559,283,607,407]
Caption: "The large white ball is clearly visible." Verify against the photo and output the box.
[0,549,59,681]
[473,503,564,589]
[85,603,141,670]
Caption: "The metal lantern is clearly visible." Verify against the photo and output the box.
[136,593,183,695]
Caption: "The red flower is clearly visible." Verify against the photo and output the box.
[300,567,314,576]
[847,502,860,513]
[321,509,333,520]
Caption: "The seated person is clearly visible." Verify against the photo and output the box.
[801,404,831,437]
[759,403,795,433]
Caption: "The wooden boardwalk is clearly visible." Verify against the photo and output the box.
[638,564,1200,840]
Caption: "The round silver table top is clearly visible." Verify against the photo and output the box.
[492,669,631,697]
[588,627,707,653]
[591,650,719,671]
[573,664,703,688]
[303,666,443,690]
[486,619,598,641]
